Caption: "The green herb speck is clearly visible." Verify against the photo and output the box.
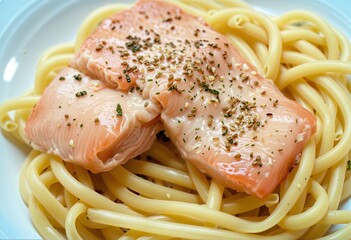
[116,103,123,117]
[75,90,87,97]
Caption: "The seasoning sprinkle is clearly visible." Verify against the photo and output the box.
[125,74,131,83]
[252,155,262,167]
[73,74,82,81]
[242,63,249,71]
[199,82,219,96]
[75,90,87,97]
[266,113,273,117]
[69,139,75,148]
[116,103,123,117]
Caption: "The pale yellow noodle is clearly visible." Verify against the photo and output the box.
[185,161,210,202]
[289,187,308,215]
[335,119,343,141]
[0,115,27,144]
[206,8,282,80]
[50,156,143,217]
[278,61,351,89]
[74,165,94,189]
[281,29,325,46]
[101,226,124,240]
[290,81,335,158]
[320,210,351,224]
[64,188,78,209]
[147,142,187,171]
[226,34,262,69]
[252,42,270,70]
[180,0,225,10]
[88,208,304,240]
[293,40,327,60]
[342,176,351,201]
[281,51,316,65]
[278,180,329,231]
[124,159,195,189]
[0,96,40,118]
[110,165,201,203]
[318,223,351,240]
[37,43,74,66]
[307,155,348,238]
[229,19,268,44]
[19,150,41,204]
[34,54,72,94]
[206,180,224,210]
[65,202,99,240]
[275,11,340,60]
[312,76,351,173]
[334,29,351,61]
[221,194,279,215]
[165,0,207,18]
[28,195,65,240]
[120,216,183,239]
[26,154,67,227]
[228,14,250,28]
[312,115,323,147]
[75,5,130,50]
[1,114,17,132]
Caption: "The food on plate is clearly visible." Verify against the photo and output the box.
[0,0,351,239]
[71,0,316,198]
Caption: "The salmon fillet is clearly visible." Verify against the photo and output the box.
[71,0,316,198]
[25,67,162,173]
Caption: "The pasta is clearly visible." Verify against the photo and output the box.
[1,0,351,239]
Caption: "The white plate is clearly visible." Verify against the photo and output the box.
[0,0,350,239]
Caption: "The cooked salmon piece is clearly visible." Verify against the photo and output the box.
[72,0,316,197]
[25,67,162,173]
[160,78,316,198]
[71,0,213,93]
